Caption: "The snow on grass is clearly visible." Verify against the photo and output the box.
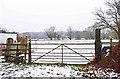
[0,63,119,78]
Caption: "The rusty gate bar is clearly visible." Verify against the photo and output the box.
[63,44,90,61]
[61,44,64,64]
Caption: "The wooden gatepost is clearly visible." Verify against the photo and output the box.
[95,29,102,64]
[17,35,32,64]
[5,38,14,62]
[28,39,31,64]
[17,36,30,64]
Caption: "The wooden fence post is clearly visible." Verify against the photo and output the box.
[28,39,31,64]
[110,38,112,54]
[15,44,19,64]
[24,36,28,64]
[95,29,102,64]
[5,42,10,62]
[5,38,13,62]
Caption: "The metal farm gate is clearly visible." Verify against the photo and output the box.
[31,40,95,64]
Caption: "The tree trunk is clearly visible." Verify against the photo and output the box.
[118,23,120,42]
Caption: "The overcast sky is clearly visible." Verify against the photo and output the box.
[0,0,106,33]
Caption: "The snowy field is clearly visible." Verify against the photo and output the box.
[0,63,119,78]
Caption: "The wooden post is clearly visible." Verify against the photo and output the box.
[15,44,19,64]
[28,39,31,64]
[95,29,102,64]
[5,42,10,62]
[110,38,112,54]
[24,36,28,64]
[5,38,13,62]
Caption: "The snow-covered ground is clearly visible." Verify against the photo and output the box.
[0,63,119,78]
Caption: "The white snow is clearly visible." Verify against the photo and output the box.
[0,63,119,78]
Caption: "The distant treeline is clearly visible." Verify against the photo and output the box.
[0,25,117,40]
[20,30,118,40]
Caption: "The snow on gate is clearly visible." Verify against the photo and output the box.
[30,40,95,64]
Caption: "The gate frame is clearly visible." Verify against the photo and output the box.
[32,43,91,65]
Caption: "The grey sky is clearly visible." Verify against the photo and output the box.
[0,0,106,33]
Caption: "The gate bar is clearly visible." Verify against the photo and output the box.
[32,44,62,63]
[61,44,64,64]
[63,44,90,61]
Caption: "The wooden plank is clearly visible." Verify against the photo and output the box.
[2,43,27,46]
[2,49,29,51]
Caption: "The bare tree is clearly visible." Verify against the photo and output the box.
[66,27,74,40]
[44,26,57,40]
[94,0,120,41]
[74,31,81,40]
